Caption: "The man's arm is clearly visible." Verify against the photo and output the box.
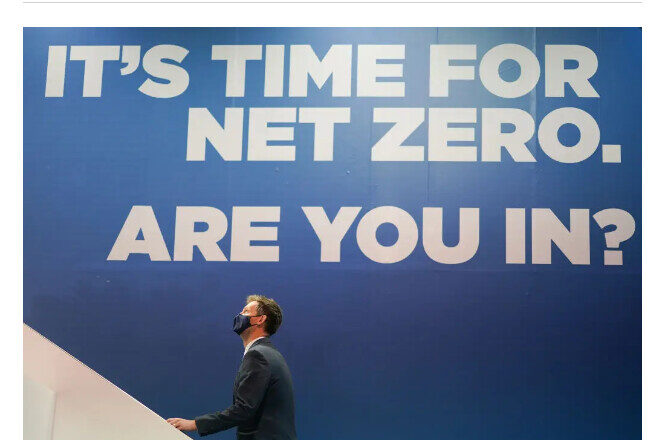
[194,350,271,436]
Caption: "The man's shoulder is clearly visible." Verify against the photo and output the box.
[249,338,287,362]
[241,347,270,370]
[246,337,274,353]
[248,338,276,354]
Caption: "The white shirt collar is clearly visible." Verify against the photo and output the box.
[243,336,266,356]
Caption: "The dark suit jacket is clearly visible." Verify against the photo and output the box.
[194,337,297,439]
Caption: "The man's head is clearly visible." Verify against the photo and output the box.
[235,294,283,338]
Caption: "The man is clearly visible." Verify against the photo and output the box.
[167,295,297,439]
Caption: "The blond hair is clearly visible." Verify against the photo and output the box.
[247,294,283,335]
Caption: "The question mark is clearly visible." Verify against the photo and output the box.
[592,209,636,265]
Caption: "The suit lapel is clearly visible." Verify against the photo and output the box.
[234,338,271,387]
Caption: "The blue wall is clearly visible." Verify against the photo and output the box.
[24,28,641,439]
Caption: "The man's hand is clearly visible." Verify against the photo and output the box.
[166,418,197,432]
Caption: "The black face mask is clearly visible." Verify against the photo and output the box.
[232,313,264,335]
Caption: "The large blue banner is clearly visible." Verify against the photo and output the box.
[24,28,641,439]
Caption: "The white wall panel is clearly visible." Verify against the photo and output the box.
[23,324,189,440]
